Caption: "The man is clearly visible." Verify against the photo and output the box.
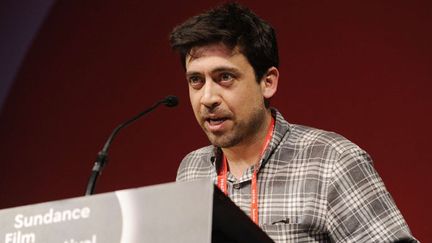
[170,3,417,242]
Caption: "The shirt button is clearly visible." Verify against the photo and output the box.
[233,183,241,189]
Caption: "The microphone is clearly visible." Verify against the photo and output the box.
[163,95,179,107]
[85,95,179,196]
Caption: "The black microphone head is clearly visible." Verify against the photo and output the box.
[163,95,179,107]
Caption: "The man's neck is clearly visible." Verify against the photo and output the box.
[221,111,272,179]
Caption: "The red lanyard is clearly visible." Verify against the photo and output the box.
[217,117,275,225]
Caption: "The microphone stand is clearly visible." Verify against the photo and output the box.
[85,96,178,196]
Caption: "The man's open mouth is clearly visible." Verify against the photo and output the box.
[207,118,227,125]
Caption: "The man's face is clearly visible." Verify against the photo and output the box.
[185,43,268,148]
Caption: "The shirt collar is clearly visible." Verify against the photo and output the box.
[209,108,291,171]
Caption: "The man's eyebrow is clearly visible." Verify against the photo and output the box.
[185,71,201,77]
[212,67,240,74]
[186,67,240,77]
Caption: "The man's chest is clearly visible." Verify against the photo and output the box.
[219,161,333,243]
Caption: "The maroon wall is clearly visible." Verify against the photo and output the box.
[0,0,430,241]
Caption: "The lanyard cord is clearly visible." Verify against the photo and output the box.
[217,117,275,225]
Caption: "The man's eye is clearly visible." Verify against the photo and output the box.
[189,76,199,83]
[220,73,234,82]
[188,76,204,87]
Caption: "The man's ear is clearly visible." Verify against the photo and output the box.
[260,67,279,99]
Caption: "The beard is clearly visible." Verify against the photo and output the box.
[202,105,267,148]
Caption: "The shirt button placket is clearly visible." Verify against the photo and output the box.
[231,183,241,203]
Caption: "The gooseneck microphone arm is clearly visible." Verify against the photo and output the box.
[85,95,179,196]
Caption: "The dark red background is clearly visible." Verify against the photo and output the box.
[0,0,430,241]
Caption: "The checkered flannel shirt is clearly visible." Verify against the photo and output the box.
[177,109,417,242]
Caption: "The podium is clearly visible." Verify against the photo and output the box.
[0,180,274,243]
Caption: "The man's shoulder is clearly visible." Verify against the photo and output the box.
[286,123,363,156]
[176,145,215,182]
[183,145,214,159]
[274,109,361,156]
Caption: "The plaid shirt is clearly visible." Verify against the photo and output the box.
[177,109,417,242]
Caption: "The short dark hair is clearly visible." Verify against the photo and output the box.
[169,2,279,81]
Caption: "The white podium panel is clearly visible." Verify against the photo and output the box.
[0,180,213,243]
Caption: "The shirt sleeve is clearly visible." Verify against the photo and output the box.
[326,147,417,242]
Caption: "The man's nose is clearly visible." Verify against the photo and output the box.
[200,79,221,109]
